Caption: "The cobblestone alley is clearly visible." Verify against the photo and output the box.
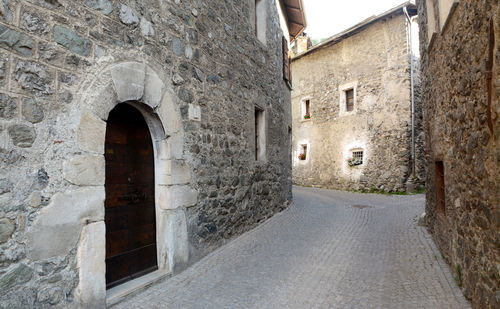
[113,186,470,308]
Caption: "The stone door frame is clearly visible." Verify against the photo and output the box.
[73,62,196,306]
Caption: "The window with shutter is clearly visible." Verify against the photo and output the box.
[282,36,291,83]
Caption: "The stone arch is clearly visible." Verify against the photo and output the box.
[70,62,196,306]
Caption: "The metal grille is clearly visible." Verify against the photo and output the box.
[352,151,363,164]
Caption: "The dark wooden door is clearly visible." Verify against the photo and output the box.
[105,103,157,289]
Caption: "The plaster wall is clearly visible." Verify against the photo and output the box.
[291,13,424,192]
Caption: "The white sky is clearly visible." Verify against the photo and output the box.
[303,0,412,40]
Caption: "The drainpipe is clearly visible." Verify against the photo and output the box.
[404,6,416,177]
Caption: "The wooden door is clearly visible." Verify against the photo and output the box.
[105,103,157,289]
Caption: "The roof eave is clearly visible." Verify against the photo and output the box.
[280,0,307,42]
[293,1,417,60]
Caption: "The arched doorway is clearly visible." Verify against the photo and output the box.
[104,103,157,289]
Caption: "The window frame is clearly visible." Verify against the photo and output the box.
[254,106,266,162]
[339,81,358,116]
[345,89,354,112]
[300,97,312,121]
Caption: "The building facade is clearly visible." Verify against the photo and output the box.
[0,0,305,307]
[291,3,423,193]
[418,0,499,308]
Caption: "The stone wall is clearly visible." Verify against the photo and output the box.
[0,0,292,307]
[417,0,500,308]
[291,12,424,192]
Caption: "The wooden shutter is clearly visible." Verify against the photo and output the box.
[282,36,290,82]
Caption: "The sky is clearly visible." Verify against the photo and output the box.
[303,0,413,40]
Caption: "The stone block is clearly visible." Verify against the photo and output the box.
[84,81,117,121]
[168,133,184,159]
[21,11,50,35]
[0,93,17,119]
[21,97,44,123]
[0,264,33,292]
[8,124,36,148]
[144,66,164,109]
[27,187,105,260]
[38,42,65,67]
[0,218,14,243]
[119,3,139,25]
[157,90,181,136]
[13,61,53,96]
[157,208,189,273]
[74,221,106,308]
[111,62,145,103]
[158,185,198,210]
[0,24,34,57]
[0,0,13,23]
[188,104,201,121]
[158,160,191,185]
[172,37,184,56]
[84,0,113,15]
[140,17,154,36]
[77,111,106,154]
[53,26,92,57]
[63,155,105,186]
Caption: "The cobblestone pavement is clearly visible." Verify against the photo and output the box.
[113,186,470,309]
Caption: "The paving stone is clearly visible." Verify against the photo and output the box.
[113,187,471,309]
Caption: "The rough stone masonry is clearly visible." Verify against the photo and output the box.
[291,4,425,193]
[417,0,500,308]
[0,0,295,307]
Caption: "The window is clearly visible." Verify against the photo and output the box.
[339,82,357,116]
[299,144,307,161]
[348,149,363,167]
[346,89,354,112]
[352,151,363,164]
[282,36,291,83]
[255,0,266,44]
[435,161,445,217]
[255,107,266,161]
[301,99,311,120]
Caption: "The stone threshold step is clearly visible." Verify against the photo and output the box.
[106,270,170,307]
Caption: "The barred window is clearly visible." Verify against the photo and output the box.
[352,151,363,164]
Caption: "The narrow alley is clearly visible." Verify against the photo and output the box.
[113,187,470,309]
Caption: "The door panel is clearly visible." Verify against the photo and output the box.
[105,103,157,289]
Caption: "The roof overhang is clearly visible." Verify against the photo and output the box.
[279,0,307,42]
[293,1,417,60]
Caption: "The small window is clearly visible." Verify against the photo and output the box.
[255,0,266,44]
[302,99,311,119]
[352,151,363,164]
[435,161,445,216]
[255,107,266,161]
[346,89,354,112]
[299,144,307,160]
[348,150,363,166]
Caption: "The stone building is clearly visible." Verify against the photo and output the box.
[291,2,423,192]
[417,0,499,308]
[0,0,305,307]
